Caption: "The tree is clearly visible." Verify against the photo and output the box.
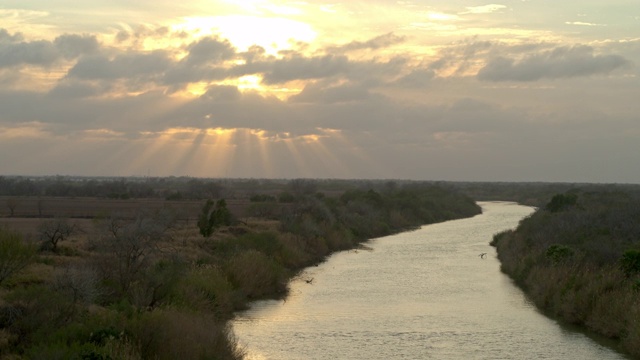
[95,209,176,295]
[37,218,76,252]
[36,198,44,217]
[621,250,640,276]
[6,198,19,217]
[197,199,232,237]
[546,193,578,213]
[0,227,36,285]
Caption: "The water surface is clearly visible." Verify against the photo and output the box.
[233,202,628,359]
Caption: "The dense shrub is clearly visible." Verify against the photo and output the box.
[0,227,36,285]
[545,244,574,264]
[545,192,578,212]
[494,189,640,357]
[125,309,244,360]
[197,199,233,237]
[226,250,286,299]
[621,250,640,276]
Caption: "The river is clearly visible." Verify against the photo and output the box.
[232,202,629,359]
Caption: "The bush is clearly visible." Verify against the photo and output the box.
[278,192,295,203]
[620,250,640,276]
[0,227,36,285]
[170,266,236,317]
[545,244,574,264]
[490,230,512,247]
[545,193,578,212]
[249,194,276,202]
[197,199,233,237]
[125,309,244,360]
[227,250,286,299]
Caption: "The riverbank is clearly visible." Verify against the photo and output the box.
[0,183,480,359]
[491,190,640,359]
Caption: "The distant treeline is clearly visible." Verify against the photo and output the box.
[450,181,640,207]
[0,176,221,199]
[491,189,640,358]
[4,175,639,206]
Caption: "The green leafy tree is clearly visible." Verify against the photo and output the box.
[545,244,574,264]
[621,250,640,276]
[0,227,36,285]
[546,193,578,212]
[197,199,232,237]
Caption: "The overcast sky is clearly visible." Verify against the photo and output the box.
[1,1,639,182]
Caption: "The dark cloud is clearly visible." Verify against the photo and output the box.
[183,37,236,66]
[0,39,58,68]
[200,85,242,102]
[115,30,130,43]
[48,80,104,98]
[0,28,24,43]
[54,34,100,59]
[234,54,406,85]
[0,30,100,68]
[162,65,228,86]
[68,51,172,80]
[260,54,351,84]
[240,45,268,63]
[160,37,238,87]
[477,45,630,81]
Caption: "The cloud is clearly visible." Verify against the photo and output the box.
[68,51,173,80]
[0,28,24,43]
[0,39,58,68]
[328,32,406,53]
[0,29,100,68]
[54,34,100,59]
[182,36,236,66]
[461,4,507,14]
[290,82,373,104]
[160,36,238,87]
[565,21,605,27]
[48,80,104,98]
[200,85,242,102]
[393,69,435,88]
[258,54,352,84]
[477,45,630,81]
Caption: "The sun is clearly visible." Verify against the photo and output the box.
[173,15,316,54]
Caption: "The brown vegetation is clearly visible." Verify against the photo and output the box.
[492,190,640,358]
[0,178,481,359]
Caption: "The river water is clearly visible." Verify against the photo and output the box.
[232,202,628,359]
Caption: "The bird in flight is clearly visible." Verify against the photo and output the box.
[479,253,487,259]
[305,278,314,284]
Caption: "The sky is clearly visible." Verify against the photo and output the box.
[0,1,639,183]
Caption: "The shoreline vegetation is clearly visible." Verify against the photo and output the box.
[0,177,481,359]
[491,189,640,359]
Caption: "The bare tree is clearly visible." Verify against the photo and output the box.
[52,264,100,305]
[38,218,76,252]
[94,209,176,295]
[36,198,44,217]
[6,198,19,217]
